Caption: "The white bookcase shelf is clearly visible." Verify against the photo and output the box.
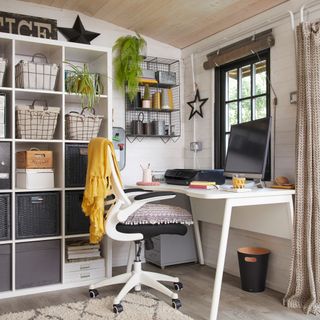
[0,32,112,298]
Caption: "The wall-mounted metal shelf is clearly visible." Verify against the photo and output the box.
[125,56,180,143]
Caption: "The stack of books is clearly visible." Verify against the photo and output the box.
[189,181,218,189]
[66,240,101,262]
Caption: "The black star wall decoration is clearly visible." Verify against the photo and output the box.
[58,15,100,44]
[187,89,208,120]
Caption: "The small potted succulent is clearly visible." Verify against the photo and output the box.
[113,33,147,102]
[142,84,151,108]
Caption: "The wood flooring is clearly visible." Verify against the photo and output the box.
[0,263,315,320]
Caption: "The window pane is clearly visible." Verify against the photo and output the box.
[240,65,251,98]
[226,69,237,101]
[225,133,230,155]
[225,102,237,132]
[240,99,251,123]
[254,60,266,95]
[254,96,267,119]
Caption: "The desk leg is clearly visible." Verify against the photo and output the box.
[105,237,113,278]
[193,218,205,265]
[209,199,232,320]
[286,196,294,239]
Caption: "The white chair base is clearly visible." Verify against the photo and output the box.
[90,261,180,305]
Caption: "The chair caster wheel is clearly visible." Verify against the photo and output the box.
[174,282,183,291]
[89,289,99,298]
[113,304,123,314]
[172,299,182,309]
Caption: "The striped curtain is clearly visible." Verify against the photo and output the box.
[283,21,320,315]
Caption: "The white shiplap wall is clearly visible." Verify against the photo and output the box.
[182,0,320,293]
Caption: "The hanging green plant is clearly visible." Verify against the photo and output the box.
[113,33,146,102]
[64,62,104,111]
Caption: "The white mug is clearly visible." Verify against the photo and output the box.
[142,168,152,183]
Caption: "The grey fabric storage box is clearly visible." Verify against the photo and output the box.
[16,192,60,239]
[0,194,10,240]
[65,143,88,187]
[16,240,61,289]
[65,190,90,235]
[0,244,11,292]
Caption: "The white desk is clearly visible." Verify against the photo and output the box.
[126,184,295,320]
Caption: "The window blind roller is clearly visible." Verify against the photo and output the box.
[203,29,274,69]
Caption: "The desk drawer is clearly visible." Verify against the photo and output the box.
[64,268,105,284]
[65,258,104,273]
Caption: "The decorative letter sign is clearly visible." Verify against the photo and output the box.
[0,11,57,39]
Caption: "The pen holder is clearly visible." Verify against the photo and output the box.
[142,168,152,183]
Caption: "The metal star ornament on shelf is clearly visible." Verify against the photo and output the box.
[187,89,208,120]
[58,15,100,44]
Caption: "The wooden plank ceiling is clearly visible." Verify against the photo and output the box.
[22,0,288,48]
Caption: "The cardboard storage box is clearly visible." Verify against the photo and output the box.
[16,169,54,189]
[16,150,53,169]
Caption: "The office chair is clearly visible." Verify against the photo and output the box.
[88,145,187,314]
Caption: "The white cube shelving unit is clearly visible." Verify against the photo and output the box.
[0,31,112,298]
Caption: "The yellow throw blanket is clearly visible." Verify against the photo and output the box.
[82,138,122,244]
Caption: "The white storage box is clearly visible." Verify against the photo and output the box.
[16,169,54,189]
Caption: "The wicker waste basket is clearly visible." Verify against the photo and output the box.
[237,247,270,292]
[16,100,60,140]
[65,108,103,140]
[15,53,59,90]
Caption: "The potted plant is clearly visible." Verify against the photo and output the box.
[113,33,147,102]
[65,62,103,111]
[142,84,151,108]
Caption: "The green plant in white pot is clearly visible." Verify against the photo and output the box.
[113,33,147,102]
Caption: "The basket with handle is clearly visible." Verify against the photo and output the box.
[65,108,103,140]
[15,53,59,90]
[16,100,60,139]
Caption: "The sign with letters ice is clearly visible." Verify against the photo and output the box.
[0,11,57,39]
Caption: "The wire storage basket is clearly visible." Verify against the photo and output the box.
[0,58,7,87]
[15,53,59,90]
[16,100,60,140]
[65,108,103,140]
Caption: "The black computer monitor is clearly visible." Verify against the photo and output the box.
[224,117,271,179]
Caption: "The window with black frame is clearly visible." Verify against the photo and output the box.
[214,49,271,180]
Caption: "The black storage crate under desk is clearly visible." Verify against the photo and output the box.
[65,190,90,235]
[16,192,60,239]
[65,143,88,187]
[0,194,10,240]
[16,240,61,289]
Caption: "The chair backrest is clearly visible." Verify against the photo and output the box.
[105,144,144,242]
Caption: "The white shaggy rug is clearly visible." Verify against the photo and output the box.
[0,292,193,320]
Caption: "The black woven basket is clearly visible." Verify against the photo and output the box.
[65,143,88,187]
[0,194,10,241]
[16,192,60,239]
[65,191,90,235]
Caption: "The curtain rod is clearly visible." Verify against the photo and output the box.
[190,0,320,57]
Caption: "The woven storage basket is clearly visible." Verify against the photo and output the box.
[0,194,10,241]
[15,53,59,90]
[15,192,60,239]
[65,108,103,140]
[16,100,60,139]
[0,58,7,87]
